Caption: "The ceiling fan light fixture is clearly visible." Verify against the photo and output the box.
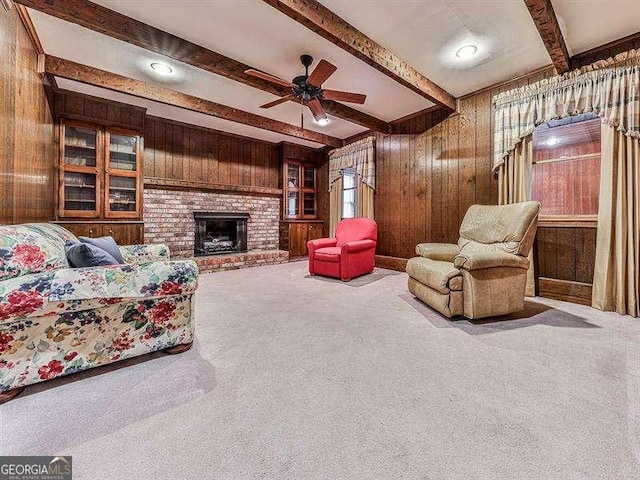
[150,62,173,75]
[316,117,330,126]
[456,45,478,59]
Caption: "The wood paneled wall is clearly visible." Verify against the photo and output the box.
[532,118,601,216]
[372,66,556,259]
[54,89,145,132]
[0,7,56,224]
[144,116,281,189]
[537,227,596,284]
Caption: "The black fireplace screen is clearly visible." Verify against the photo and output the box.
[194,212,249,256]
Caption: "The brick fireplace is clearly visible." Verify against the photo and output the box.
[143,187,288,272]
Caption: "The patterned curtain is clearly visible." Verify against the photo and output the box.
[328,136,375,191]
[493,49,640,171]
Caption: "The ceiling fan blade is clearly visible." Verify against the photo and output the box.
[260,95,295,109]
[307,98,328,122]
[307,59,337,87]
[322,90,366,104]
[245,69,292,88]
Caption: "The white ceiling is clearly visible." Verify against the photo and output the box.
[28,0,640,147]
[320,0,552,98]
[553,0,640,55]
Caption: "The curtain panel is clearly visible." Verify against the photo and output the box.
[592,125,640,317]
[328,136,376,191]
[497,135,536,296]
[492,49,640,171]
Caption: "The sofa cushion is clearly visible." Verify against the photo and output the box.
[314,247,342,263]
[80,236,125,264]
[406,257,462,294]
[119,244,170,264]
[0,260,199,322]
[66,242,120,268]
[0,224,79,281]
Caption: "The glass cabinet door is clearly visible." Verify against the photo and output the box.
[109,133,138,171]
[105,129,141,218]
[287,191,299,217]
[64,125,97,167]
[108,176,137,213]
[63,172,98,213]
[303,192,315,216]
[287,163,299,189]
[60,121,101,218]
[302,166,316,218]
[304,167,315,189]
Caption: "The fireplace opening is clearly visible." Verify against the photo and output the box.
[194,212,249,257]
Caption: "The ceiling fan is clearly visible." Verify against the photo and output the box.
[245,55,366,125]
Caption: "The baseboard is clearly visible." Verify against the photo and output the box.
[538,277,593,306]
[375,255,407,272]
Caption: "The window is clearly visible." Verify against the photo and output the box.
[342,170,357,219]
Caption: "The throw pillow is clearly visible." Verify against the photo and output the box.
[65,242,120,268]
[79,236,124,263]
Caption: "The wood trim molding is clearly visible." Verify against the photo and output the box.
[13,0,390,133]
[15,4,43,53]
[524,0,570,74]
[533,152,600,165]
[375,255,407,272]
[261,0,457,111]
[538,277,593,306]
[144,178,283,197]
[45,56,343,148]
[0,0,13,12]
[538,215,598,228]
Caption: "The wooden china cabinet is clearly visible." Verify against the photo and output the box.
[55,119,144,245]
[279,159,324,257]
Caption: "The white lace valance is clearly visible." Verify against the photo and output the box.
[329,136,375,191]
[493,48,640,171]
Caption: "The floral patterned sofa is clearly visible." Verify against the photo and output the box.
[0,223,198,403]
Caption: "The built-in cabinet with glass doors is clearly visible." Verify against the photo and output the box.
[280,159,324,256]
[283,160,317,219]
[57,119,144,244]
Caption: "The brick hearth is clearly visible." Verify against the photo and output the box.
[144,188,288,270]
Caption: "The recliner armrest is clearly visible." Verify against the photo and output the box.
[307,238,338,250]
[415,243,459,261]
[453,252,529,271]
[342,239,376,253]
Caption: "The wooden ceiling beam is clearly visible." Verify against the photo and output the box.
[45,56,343,148]
[524,0,570,74]
[261,0,457,112]
[13,0,390,133]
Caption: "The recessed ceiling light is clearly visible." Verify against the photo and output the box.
[316,117,330,126]
[456,45,478,59]
[545,137,559,146]
[150,62,173,75]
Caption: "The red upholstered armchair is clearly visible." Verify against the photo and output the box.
[307,218,378,281]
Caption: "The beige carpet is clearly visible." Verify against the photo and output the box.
[1,261,639,480]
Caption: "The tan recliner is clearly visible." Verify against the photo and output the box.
[406,201,540,319]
